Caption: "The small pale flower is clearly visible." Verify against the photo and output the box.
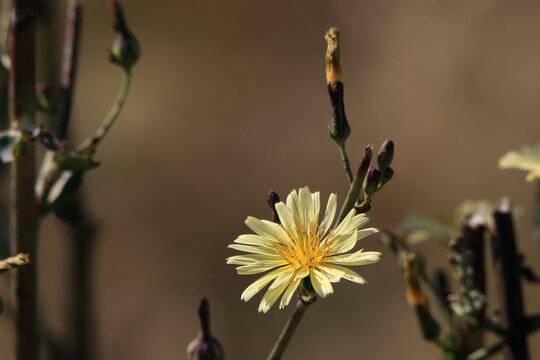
[499,144,540,181]
[227,187,381,313]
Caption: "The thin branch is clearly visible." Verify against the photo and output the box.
[77,68,131,156]
[56,0,82,140]
[0,252,29,274]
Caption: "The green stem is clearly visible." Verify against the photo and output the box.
[337,166,363,223]
[8,1,39,359]
[337,146,373,222]
[338,143,353,184]
[267,300,309,360]
[449,303,503,336]
[78,69,132,155]
[466,340,504,360]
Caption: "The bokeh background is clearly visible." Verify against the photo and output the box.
[1,0,540,359]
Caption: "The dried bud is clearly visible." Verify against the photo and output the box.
[325,27,350,146]
[187,298,223,360]
[266,190,280,223]
[325,27,342,84]
[363,167,381,199]
[377,139,394,171]
[404,253,426,306]
[108,0,140,71]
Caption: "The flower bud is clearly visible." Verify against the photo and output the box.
[325,27,342,84]
[377,139,394,171]
[327,82,350,146]
[108,0,140,71]
[363,167,381,199]
[266,190,280,223]
[187,298,223,360]
[357,146,373,180]
[378,167,393,188]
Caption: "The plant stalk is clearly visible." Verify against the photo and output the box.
[455,218,486,355]
[70,216,96,360]
[267,300,309,360]
[490,200,529,360]
[8,1,39,360]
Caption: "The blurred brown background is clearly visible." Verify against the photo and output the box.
[1,0,540,359]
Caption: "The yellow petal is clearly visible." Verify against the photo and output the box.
[279,276,303,309]
[327,230,358,255]
[320,264,367,284]
[228,244,277,255]
[234,234,278,248]
[319,193,337,237]
[310,192,320,227]
[326,250,382,266]
[245,217,290,241]
[241,266,289,302]
[227,253,283,265]
[237,259,288,275]
[275,202,298,243]
[317,264,345,282]
[258,273,294,313]
[310,268,333,298]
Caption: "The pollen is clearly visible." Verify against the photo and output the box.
[274,222,330,269]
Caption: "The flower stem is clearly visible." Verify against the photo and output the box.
[338,143,353,184]
[267,300,309,360]
[78,68,132,155]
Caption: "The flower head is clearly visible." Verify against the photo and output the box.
[227,187,381,313]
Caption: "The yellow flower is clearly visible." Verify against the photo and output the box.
[499,144,540,181]
[227,187,381,313]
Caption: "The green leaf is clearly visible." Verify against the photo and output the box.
[499,144,540,181]
[401,214,457,244]
[55,156,99,172]
[47,170,85,207]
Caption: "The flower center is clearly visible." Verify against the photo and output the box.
[274,219,330,269]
